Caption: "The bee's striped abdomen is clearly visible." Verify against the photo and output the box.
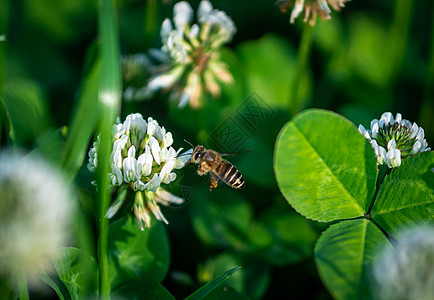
[215,161,245,189]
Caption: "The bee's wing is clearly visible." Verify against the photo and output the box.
[218,150,252,157]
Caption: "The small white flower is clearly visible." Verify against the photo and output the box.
[385,149,401,168]
[133,179,146,191]
[123,146,139,183]
[160,158,176,184]
[174,1,194,28]
[147,198,169,225]
[147,173,162,193]
[175,148,193,169]
[359,112,431,168]
[147,65,185,91]
[155,189,184,206]
[148,136,161,165]
[358,125,371,140]
[370,140,386,165]
[137,146,153,177]
[198,0,213,19]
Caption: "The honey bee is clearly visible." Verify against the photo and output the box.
[184,141,245,191]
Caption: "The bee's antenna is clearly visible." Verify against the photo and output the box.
[184,139,195,148]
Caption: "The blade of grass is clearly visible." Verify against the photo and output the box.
[184,266,242,300]
[0,96,16,145]
[61,60,101,183]
[17,273,29,300]
[39,274,66,300]
[97,0,121,299]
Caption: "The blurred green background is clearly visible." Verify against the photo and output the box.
[1,0,433,299]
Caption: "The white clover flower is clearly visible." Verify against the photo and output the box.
[0,152,74,286]
[277,0,350,25]
[358,112,431,168]
[88,113,192,230]
[372,226,434,300]
[146,0,236,109]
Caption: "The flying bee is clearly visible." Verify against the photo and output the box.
[184,140,245,191]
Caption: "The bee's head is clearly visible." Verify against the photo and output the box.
[191,145,205,163]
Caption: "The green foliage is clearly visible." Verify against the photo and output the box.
[314,220,390,300]
[113,280,175,300]
[274,109,378,221]
[274,109,434,299]
[237,34,311,111]
[185,266,242,300]
[371,152,434,236]
[0,79,52,146]
[61,61,100,180]
[1,0,433,299]
[191,189,252,249]
[49,247,98,300]
[108,215,170,288]
[248,207,318,265]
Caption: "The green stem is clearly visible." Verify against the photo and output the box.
[17,273,29,300]
[420,4,434,139]
[289,23,314,115]
[97,0,121,298]
[371,218,398,247]
[144,0,158,40]
[367,166,391,215]
[385,0,414,82]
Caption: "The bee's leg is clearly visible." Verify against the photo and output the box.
[209,174,219,191]
[197,163,209,176]
[197,166,206,176]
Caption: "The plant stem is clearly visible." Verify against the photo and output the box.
[17,273,29,300]
[144,0,158,41]
[385,0,414,82]
[370,218,398,247]
[420,3,434,139]
[97,0,121,298]
[367,166,391,215]
[289,23,314,115]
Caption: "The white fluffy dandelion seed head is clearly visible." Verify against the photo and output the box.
[359,112,431,168]
[372,226,434,300]
[88,113,192,229]
[0,152,74,284]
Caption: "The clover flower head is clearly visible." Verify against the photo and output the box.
[0,152,74,285]
[146,0,236,109]
[88,113,192,230]
[372,226,434,300]
[277,0,350,25]
[359,112,431,168]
